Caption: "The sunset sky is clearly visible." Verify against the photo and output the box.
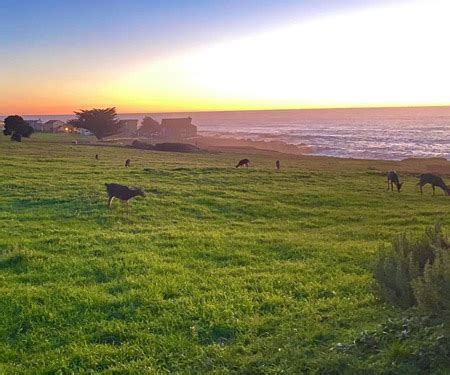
[1,0,450,114]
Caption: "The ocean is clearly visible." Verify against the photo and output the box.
[16,106,450,161]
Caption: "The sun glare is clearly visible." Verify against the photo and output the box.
[103,0,450,112]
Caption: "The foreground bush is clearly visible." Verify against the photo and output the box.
[414,247,450,316]
[374,224,450,310]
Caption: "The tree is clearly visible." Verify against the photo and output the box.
[139,116,161,137]
[3,115,34,142]
[68,107,122,139]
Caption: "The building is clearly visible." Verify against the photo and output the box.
[61,125,78,133]
[160,117,197,140]
[27,119,71,133]
[26,119,46,132]
[77,128,93,136]
[118,119,139,135]
[59,125,93,135]
[44,120,66,132]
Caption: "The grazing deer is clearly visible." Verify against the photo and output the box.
[417,173,450,196]
[276,160,280,171]
[387,171,403,192]
[105,183,145,208]
[236,158,249,168]
[125,159,131,168]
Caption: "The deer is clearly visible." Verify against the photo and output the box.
[417,174,450,196]
[125,159,131,168]
[387,171,403,193]
[236,158,249,168]
[105,183,145,209]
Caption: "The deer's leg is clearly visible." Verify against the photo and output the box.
[432,185,435,196]
[107,196,114,208]
[387,180,390,191]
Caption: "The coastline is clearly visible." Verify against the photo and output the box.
[13,106,450,161]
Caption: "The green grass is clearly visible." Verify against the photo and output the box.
[1,133,450,374]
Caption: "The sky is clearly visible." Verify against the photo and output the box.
[1,0,450,114]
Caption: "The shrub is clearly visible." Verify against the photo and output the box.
[131,140,155,150]
[414,247,450,316]
[131,140,200,153]
[374,224,449,309]
[154,143,200,152]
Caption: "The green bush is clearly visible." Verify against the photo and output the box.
[414,247,450,316]
[374,224,449,309]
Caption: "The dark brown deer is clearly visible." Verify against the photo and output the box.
[125,159,131,167]
[417,173,450,196]
[387,171,403,192]
[105,183,145,208]
[236,158,249,168]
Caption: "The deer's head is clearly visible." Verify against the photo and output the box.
[133,187,146,197]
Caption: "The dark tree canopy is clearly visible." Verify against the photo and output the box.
[3,115,34,142]
[139,116,161,136]
[68,107,122,139]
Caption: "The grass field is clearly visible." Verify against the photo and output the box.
[1,133,450,374]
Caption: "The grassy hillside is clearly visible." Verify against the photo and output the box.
[1,133,450,374]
